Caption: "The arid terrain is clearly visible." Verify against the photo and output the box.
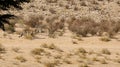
[0,30,120,67]
[0,0,120,67]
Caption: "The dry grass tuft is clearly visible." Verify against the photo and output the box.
[31,48,45,55]
[15,56,27,62]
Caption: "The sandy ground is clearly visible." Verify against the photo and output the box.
[0,31,120,67]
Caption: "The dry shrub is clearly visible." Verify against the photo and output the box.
[99,19,120,37]
[46,16,65,38]
[22,27,38,40]
[68,16,120,37]
[68,17,99,37]
[25,15,41,28]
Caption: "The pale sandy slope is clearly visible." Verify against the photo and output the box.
[0,31,120,67]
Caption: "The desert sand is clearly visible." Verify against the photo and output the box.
[0,30,120,67]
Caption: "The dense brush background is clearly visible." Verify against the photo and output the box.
[1,0,120,38]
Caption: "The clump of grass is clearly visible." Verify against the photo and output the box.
[15,56,27,62]
[0,44,6,53]
[101,49,111,55]
[41,43,63,52]
[100,37,111,42]
[31,48,45,55]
